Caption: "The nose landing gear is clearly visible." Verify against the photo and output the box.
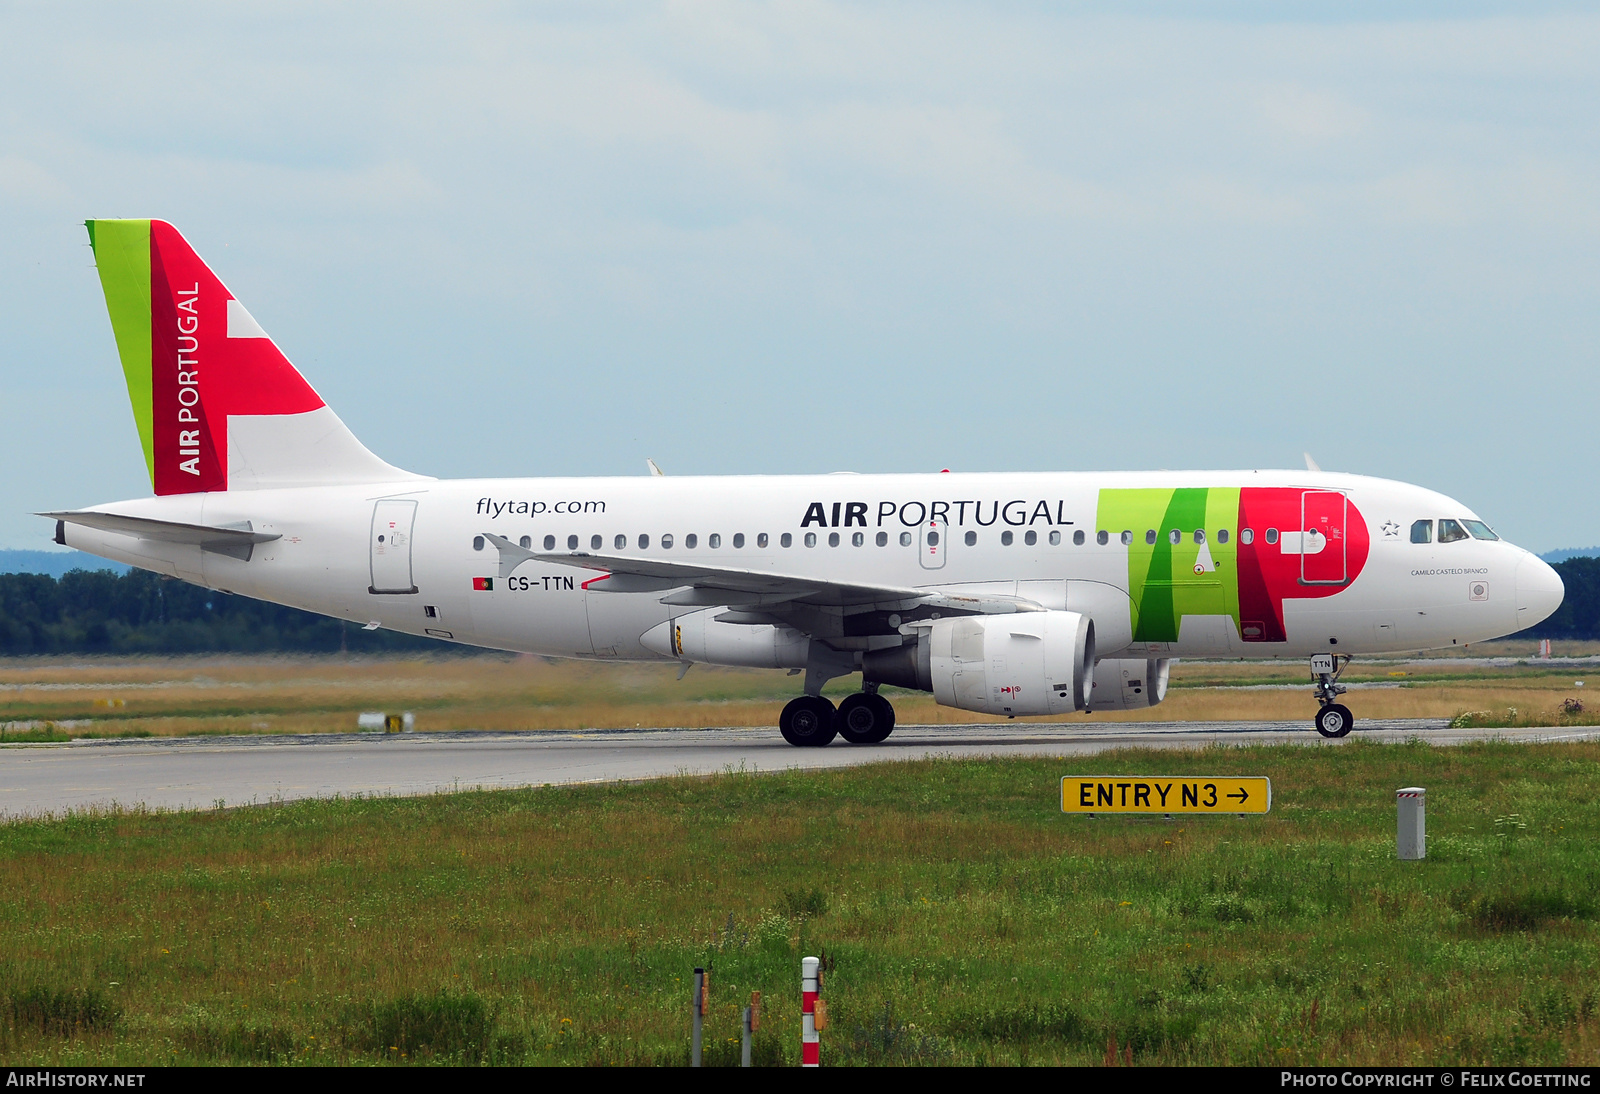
[1311,653,1353,738]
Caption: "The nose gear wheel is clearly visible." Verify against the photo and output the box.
[1315,703,1353,738]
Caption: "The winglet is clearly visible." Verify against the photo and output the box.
[1304,452,1322,473]
[481,532,538,580]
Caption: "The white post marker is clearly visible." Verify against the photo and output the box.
[801,956,821,1067]
[692,966,705,1066]
[1397,787,1426,860]
[743,991,760,1067]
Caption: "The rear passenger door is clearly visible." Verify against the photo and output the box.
[369,499,418,594]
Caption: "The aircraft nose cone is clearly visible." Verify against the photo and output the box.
[1515,554,1564,629]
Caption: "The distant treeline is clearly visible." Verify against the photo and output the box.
[0,557,1596,656]
[0,569,439,655]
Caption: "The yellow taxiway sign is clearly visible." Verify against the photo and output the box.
[1061,776,1271,814]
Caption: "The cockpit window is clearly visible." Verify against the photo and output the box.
[1410,520,1432,544]
[1437,518,1470,543]
[1461,519,1499,541]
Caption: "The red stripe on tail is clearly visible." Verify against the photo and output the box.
[148,221,324,495]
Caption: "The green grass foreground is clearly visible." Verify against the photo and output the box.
[2,740,1599,1066]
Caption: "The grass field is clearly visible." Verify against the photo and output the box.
[1,739,1598,1066]
[0,643,1595,741]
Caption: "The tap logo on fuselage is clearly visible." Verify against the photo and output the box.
[1097,487,1370,644]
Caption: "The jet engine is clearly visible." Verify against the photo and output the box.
[863,611,1095,716]
[640,609,810,669]
[1086,658,1172,711]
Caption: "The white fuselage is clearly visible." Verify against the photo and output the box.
[56,469,1562,666]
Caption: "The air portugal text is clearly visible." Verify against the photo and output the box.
[1061,777,1272,815]
[174,283,203,477]
[800,499,1072,528]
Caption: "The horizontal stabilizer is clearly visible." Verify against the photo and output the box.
[43,510,279,562]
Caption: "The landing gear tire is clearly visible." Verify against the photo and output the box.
[836,693,895,744]
[780,696,838,747]
[1315,703,1353,739]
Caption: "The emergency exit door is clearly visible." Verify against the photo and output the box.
[920,519,948,570]
[370,499,419,594]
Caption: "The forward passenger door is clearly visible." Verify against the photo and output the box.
[1299,491,1348,585]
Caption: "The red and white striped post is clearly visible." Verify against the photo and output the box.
[801,956,821,1066]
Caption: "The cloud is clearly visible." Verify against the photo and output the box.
[1,4,1598,549]
[1256,86,1371,142]
[0,157,69,207]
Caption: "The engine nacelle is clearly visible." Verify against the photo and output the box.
[640,609,810,669]
[1086,658,1173,711]
[864,611,1095,716]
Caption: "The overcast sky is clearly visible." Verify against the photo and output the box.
[3,2,1597,551]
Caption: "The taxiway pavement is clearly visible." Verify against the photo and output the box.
[2,719,1597,817]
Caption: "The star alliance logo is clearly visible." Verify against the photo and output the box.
[1381,521,1400,538]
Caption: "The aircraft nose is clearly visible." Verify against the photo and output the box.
[1515,554,1564,629]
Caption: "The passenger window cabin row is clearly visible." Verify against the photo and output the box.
[467,518,1500,557]
[468,529,1075,552]
[1092,528,1238,547]
[467,526,1318,552]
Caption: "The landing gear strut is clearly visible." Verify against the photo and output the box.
[1311,653,1353,738]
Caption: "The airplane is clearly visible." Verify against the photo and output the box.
[45,220,1566,745]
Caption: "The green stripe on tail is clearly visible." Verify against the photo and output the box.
[85,219,154,486]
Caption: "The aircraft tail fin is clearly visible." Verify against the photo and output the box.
[85,219,426,495]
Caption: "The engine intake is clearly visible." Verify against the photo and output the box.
[864,611,1095,716]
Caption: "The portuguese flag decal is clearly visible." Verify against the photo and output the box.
[473,577,493,591]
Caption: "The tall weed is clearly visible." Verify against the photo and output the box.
[7,986,119,1036]
[361,989,496,1064]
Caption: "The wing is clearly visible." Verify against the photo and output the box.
[480,533,1043,617]
[562,551,928,608]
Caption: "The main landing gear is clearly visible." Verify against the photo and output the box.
[1311,653,1353,738]
[778,689,896,747]
[778,695,837,747]
[837,692,895,744]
